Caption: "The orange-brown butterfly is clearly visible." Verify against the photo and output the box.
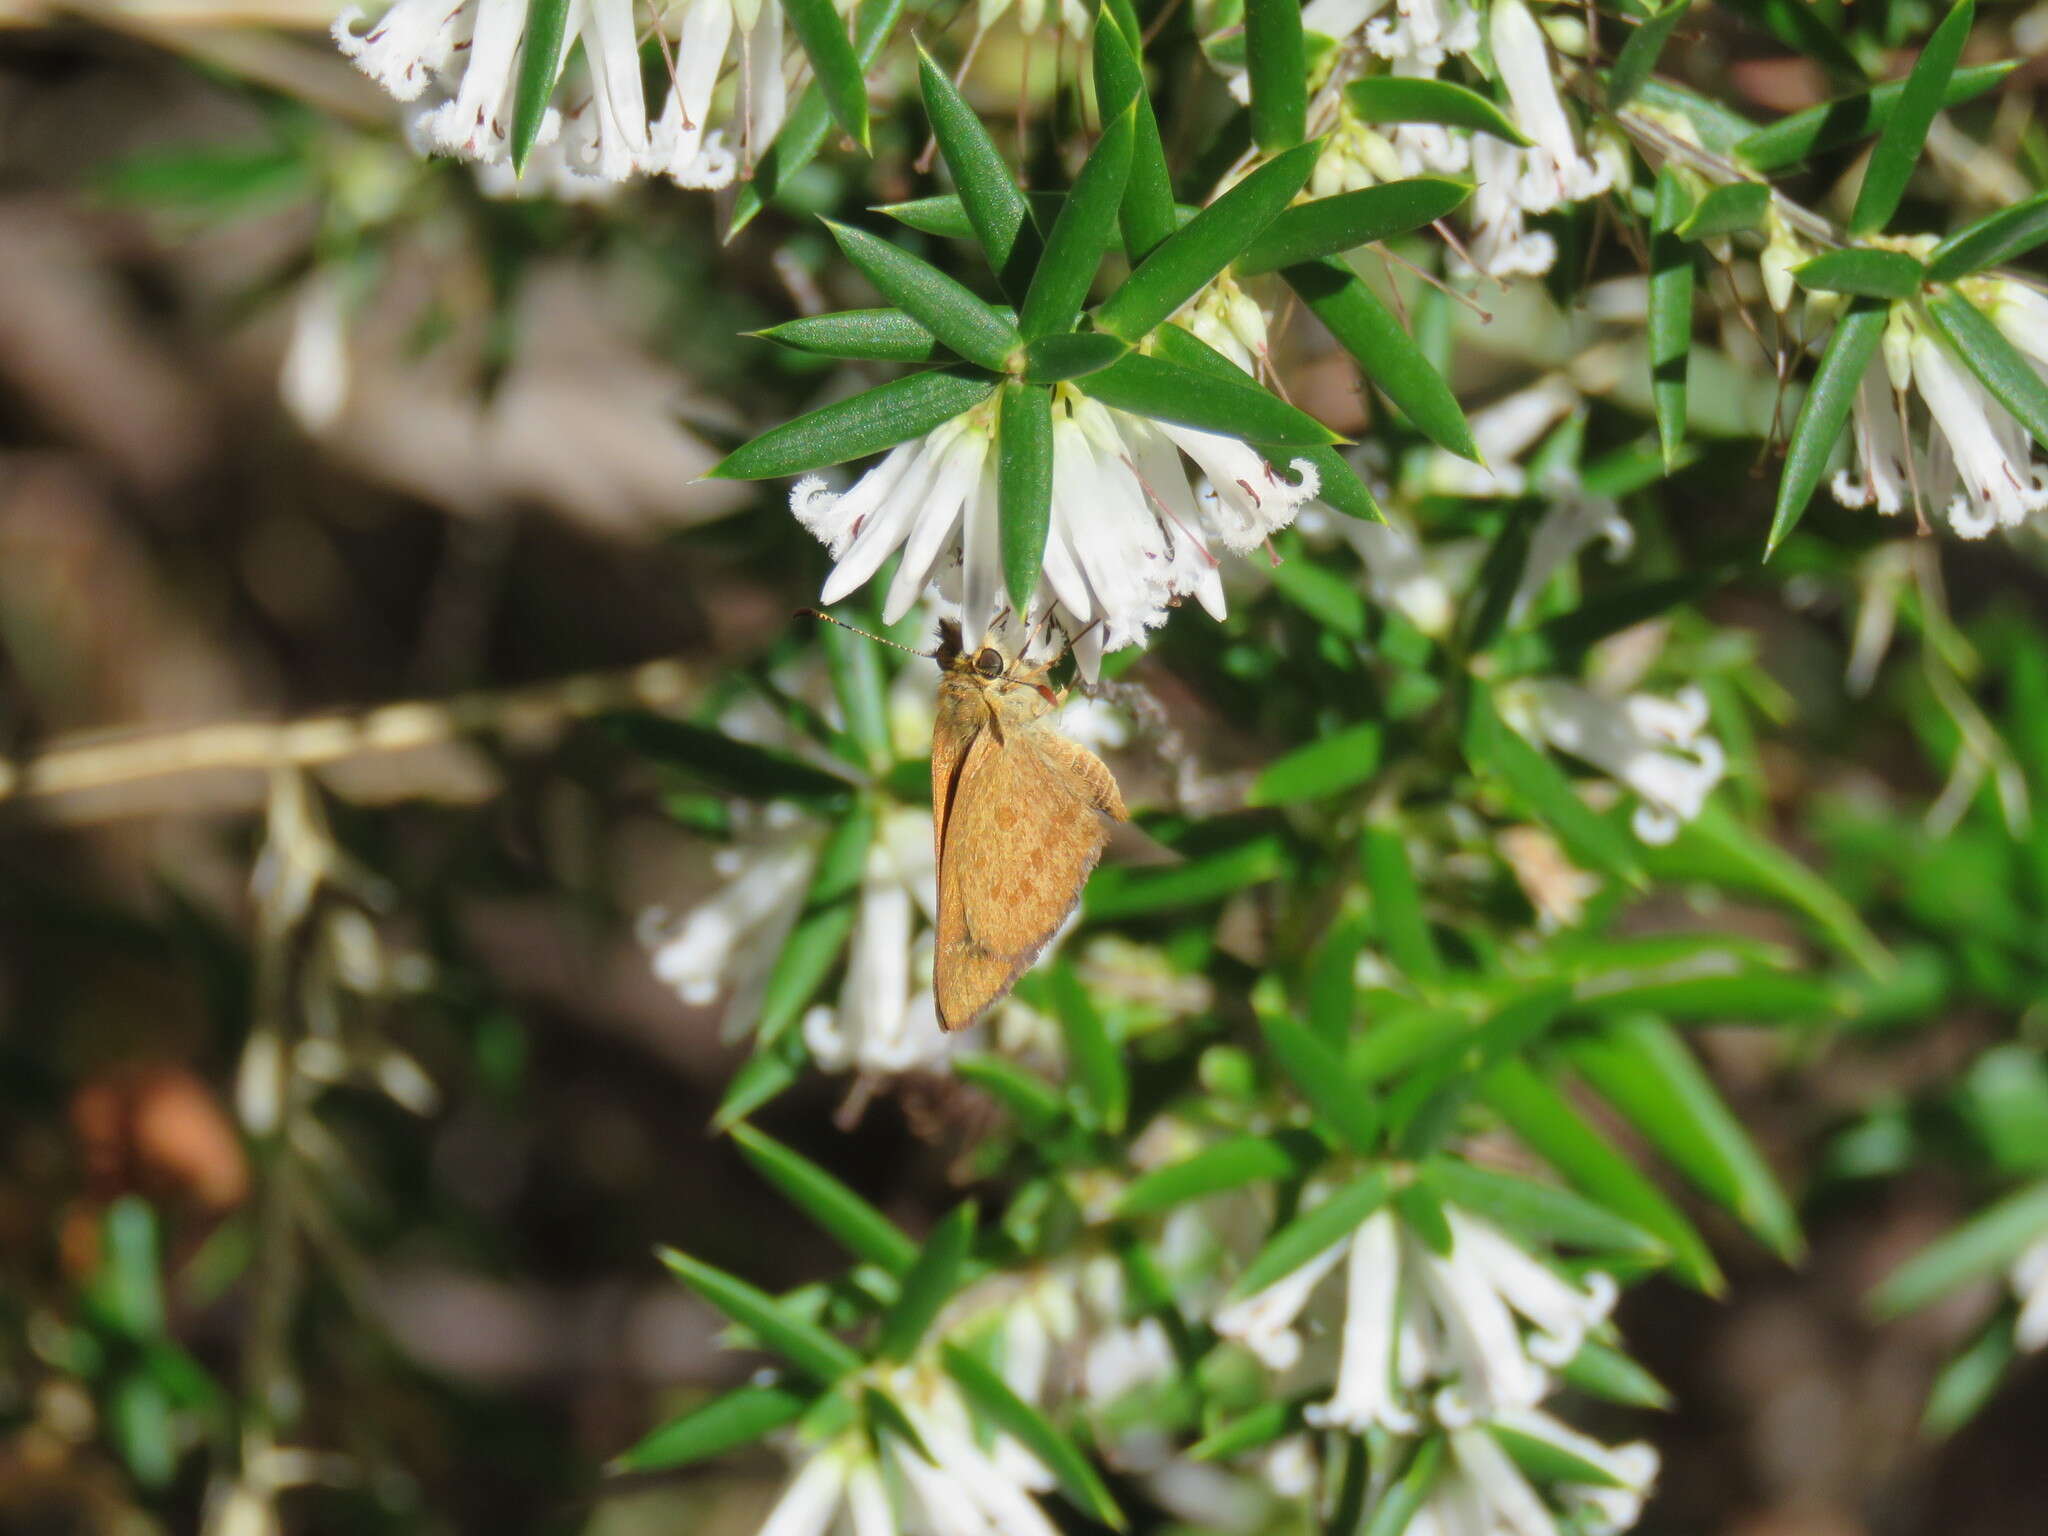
[802,611,1128,1031]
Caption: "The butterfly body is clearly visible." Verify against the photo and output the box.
[930,624,1128,1032]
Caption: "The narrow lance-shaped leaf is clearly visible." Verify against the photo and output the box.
[941,1344,1127,1528]
[825,221,1021,373]
[880,191,1073,242]
[657,1248,864,1385]
[783,0,870,151]
[1237,178,1472,276]
[713,370,996,480]
[731,0,904,234]
[1766,299,1885,556]
[1247,723,1386,806]
[1044,962,1127,1134]
[611,1384,812,1472]
[1259,1010,1382,1154]
[997,383,1053,618]
[1079,351,1343,447]
[877,1202,977,1360]
[1230,1169,1393,1299]
[917,46,1040,298]
[1282,258,1478,460]
[1362,824,1441,983]
[1676,181,1770,241]
[510,0,570,175]
[1244,0,1308,150]
[1021,333,1127,384]
[1360,1437,1446,1536]
[753,805,873,1048]
[1793,247,1927,300]
[1650,167,1694,470]
[729,1123,919,1277]
[1870,1178,2048,1318]
[1347,77,1529,144]
[1564,1016,1803,1261]
[1926,191,2048,281]
[1849,0,1974,237]
[1608,0,1688,111]
[1733,60,2013,172]
[1095,139,1323,342]
[1462,683,1645,886]
[1019,107,1134,339]
[1092,3,1176,261]
[1115,1132,1322,1217]
[756,308,939,363]
[1925,285,2048,453]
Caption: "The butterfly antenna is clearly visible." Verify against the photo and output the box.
[1049,615,1106,669]
[796,609,937,657]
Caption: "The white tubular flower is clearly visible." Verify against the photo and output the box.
[1489,0,1613,212]
[1214,1198,1618,1433]
[1981,275,2048,373]
[1399,1411,1659,1536]
[1467,135,1558,278]
[279,273,351,435]
[1910,330,2048,538]
[790,385,1318,679]
[642,802,817,1014]
[1830,360,1914,518]
[2012,1233,2048,1353]
[1366,0,1481,67]
[1514,491,1633,624]
[1502,680,1726,845]
[648,0,790,188]
[1332,515,1482,639]
[331,0,463,100]
[1425,376,1580,499]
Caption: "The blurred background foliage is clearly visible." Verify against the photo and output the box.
[1,1,2047,1533]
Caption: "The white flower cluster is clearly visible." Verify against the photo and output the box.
[1214,1188,1659,1536]
[1262,0,1621,278]
[333,0,825,193]
[1832,279,2048,539]
[791,381,1320,680]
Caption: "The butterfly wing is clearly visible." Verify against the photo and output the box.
[933,716,1127,1031]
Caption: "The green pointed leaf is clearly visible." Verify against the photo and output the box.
[1491,1424,1630,1489]
[1270,542,1368,637]
[731,0,904,234]
[1650,168,1695,471]
[1675,181,1770,241]
[1565,1016,1803,1260]
[712,1032,808,1131]
[756,308,939,362]
[1870,1178,2048,1317]
[1092,5,1177,261]
[784,0,870,151]
[997,383,1053,616]
[825,221,1021,373]
[941,1344,1126,1528]
[1020,108,1134,338]
[1084,833,1290,918]
[85,1198,164,1341]
[1282,259,1477,460]
[1480,1060,1723,1293]
[607,716,852,801]
[1418,1159,1666,1257]
[1462,685,1646,886]
[1925,285,2048,452]
[1189,1401,1301,1462]
[1927,191,2048,281]
[510,0,570,176]
[877,1203,977,1360]
[1735,60,2015,172]
[1247,723,1385,806]
[1259,1012,1381,1154]
[1230,1169,1393,1299]
[1562,1339,1673,1410]
[1346,77,1528,145]
[1095,140,1323,341]
[819,605,894,771]
[1115,1132,1323,1217]
[1044,962,1127,1134]
[1849,0,1974,237]
[1923,1317,2016,1438]
[657,1248,863,1385]
[1079,351,1341,446]
[612,1384,813,1472]
[952,1053,1067,1131]
[1634,77,1760,157]
[1792,246,1926,299]
[753,805,873,1048]
[1245,0,1308,150]
[1021,332,1128,383]
[712,370,996,480]
[1766,298,1885,555]
[1362,824,1441,982]
[1359,1437,1446,1536]
[1608,0,1688,111]
[878,191,1073,241]
[730,1124,919,1277]
[917,47,1040,298]
[1237,178,1472,276]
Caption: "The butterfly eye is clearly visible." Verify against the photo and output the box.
[974,648,1004,678]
